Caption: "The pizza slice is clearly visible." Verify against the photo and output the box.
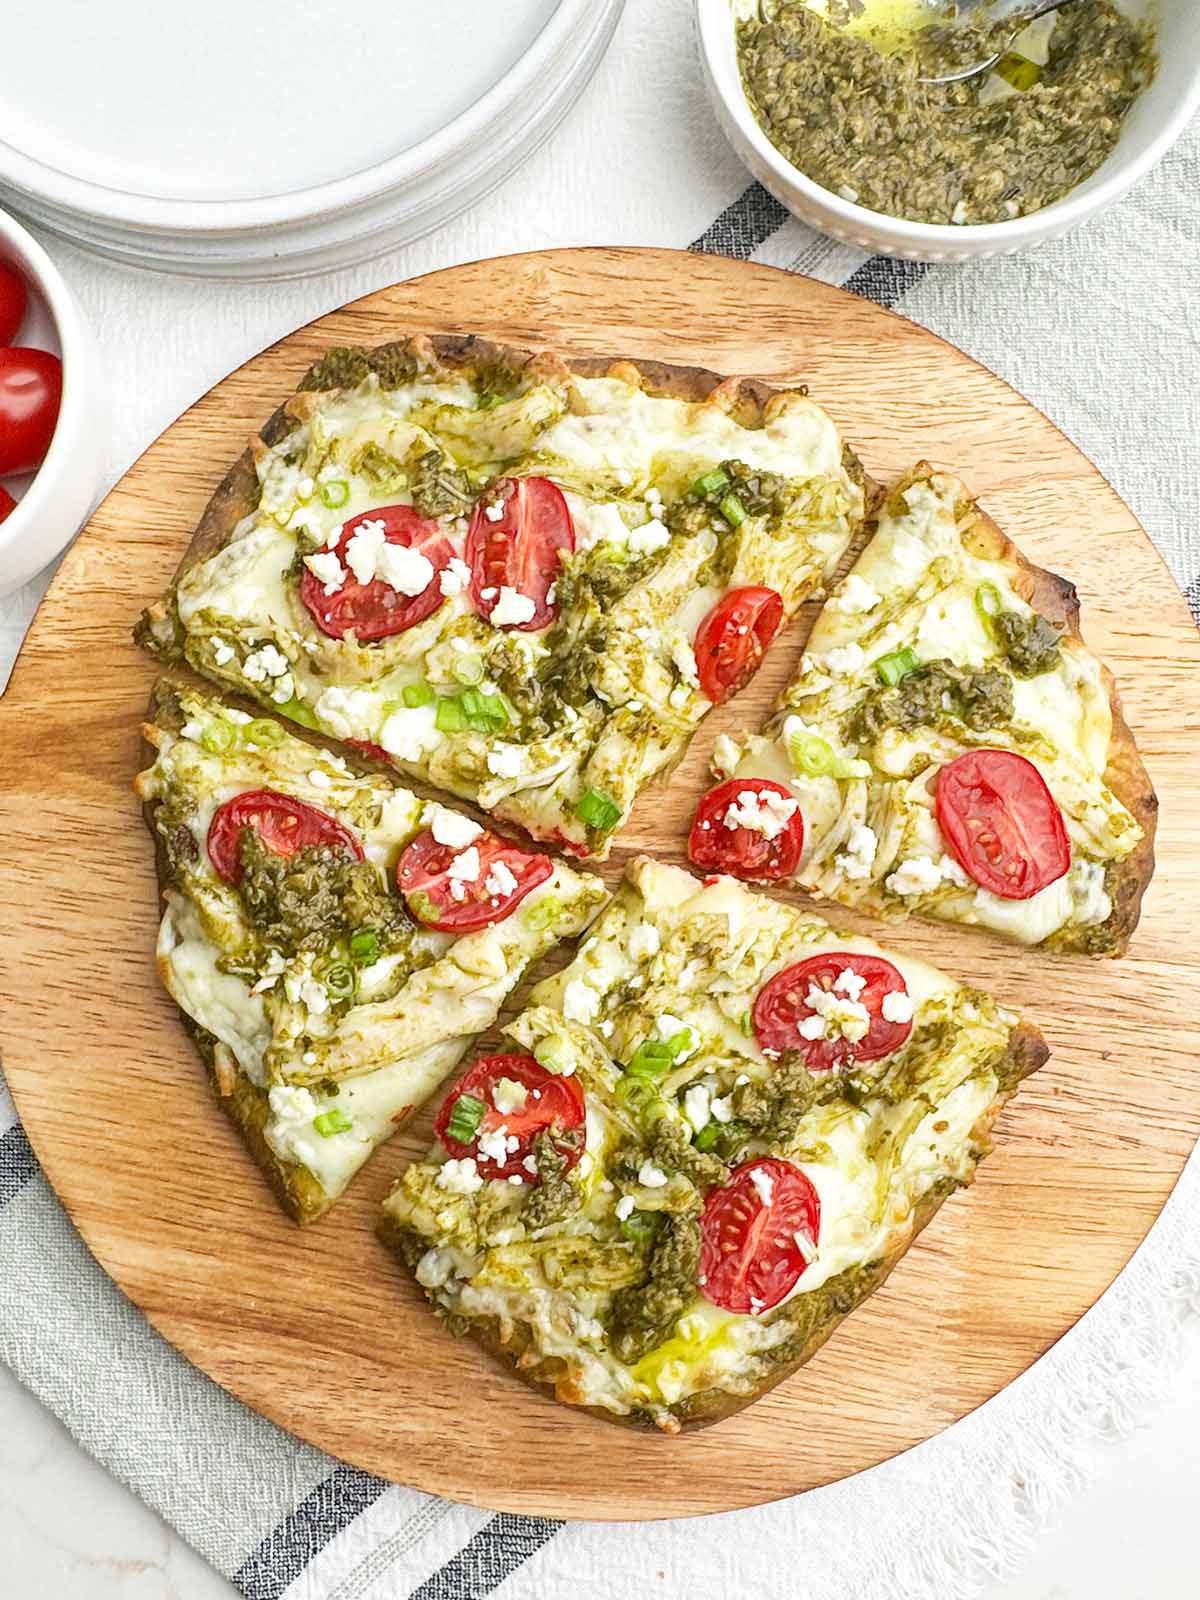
[135,680,607,1223]
[691,465,1156,954]
[380,856,1047,1432]
[135,334,866,858]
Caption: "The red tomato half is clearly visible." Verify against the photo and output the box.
[752,952,913,1070]
[396,828,553,933]
[0,348,62,475]
[300,505,453,642]
[465,476,574,631]
[0,487,16,525]
[207,789,364,885]
[436,1053,586,1181]
[700,1158,820,1315]
[0,265,27,346]
[688,777,804,884]
[693,586,784,705]
[936,749,1070,901]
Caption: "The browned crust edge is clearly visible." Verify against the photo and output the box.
[962,496,1158,957]
[378,1018,1049,1434]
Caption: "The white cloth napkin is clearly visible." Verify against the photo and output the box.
[2,3,1198,1595]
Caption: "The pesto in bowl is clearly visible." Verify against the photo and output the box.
[736,1,1157,226]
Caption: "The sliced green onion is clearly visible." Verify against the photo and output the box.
[313,1108,353,1137]
[534,1034,574,1075]
[244,718,284,747]
[614,1076,667,1128]
[318,479,349,508]
[406,890,440,926]
[402,681,435,708]
[323,963,357,1003]
[876,646,921,687]
[738,1010,754,1037]
[435,696,467,733]
[200,719,237,755]
[523,894,562,932]
[445,1092,487,1144]
[692,1123,722,1153]
[451,655,485,687]
[277,697,318,729]
[665,1029,693,1058]
[574,788,621,832]
[618,1209,662,1248]
[695,1118,751,1155]
[625,1041,675,1080]
[349,928,381,967]
[974,581,1004,635]
[719,492,747,528]
[691,467,731,497]
[788,727,836,777]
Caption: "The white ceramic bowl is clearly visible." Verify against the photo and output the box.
[0,210,101,595]
[696,0,1200,262]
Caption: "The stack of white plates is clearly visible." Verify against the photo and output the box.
[1,0,623,278]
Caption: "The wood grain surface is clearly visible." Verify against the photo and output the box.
[2,248,1199,1520]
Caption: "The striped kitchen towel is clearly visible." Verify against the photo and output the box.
[1,0,1197,1592]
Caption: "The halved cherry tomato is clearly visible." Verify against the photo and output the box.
[300,505,453,642]
[752,951,912,1070]
[700,1157,820,1315]
[0,348,62,475]
[465,476,574,631]
[436,1053,586,1181]
[0,265,27,346]
[0,487,16,525]
[207,789,364,885]
[688,777,804,883]
[936,749,1069,901]
[693,586,784,705]
[397,828,553,933]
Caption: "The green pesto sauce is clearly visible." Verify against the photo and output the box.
[853,657,1015,742]
[236,832,413,961]
[737,1,1156,225]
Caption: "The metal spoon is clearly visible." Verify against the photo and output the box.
[916,0,1078,86]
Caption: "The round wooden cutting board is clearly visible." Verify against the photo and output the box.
[3,248,1199,1520]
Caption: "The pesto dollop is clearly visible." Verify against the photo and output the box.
[737,1,1156,226]
[237,832,412,959]
[853,658,1014,741]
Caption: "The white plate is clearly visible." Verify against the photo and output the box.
[0,0,624,277]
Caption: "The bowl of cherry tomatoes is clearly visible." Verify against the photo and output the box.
[0,208,101,596]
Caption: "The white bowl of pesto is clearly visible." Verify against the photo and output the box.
[697,0,1200,261]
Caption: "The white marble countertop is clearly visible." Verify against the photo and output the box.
[4,1321,1200,1597]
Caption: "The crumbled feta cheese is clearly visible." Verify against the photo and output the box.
[881,990,915,1025]
[817,641,866,676]
[488,585,537,627]
[638,1162,669,1189]
[615,1195,636,1221]
[425,802,483,850]
[836,822,878,882]
[683,1084,711,1134]
[492,1078,529,1116]
[376,541,434,596]
[342,518,389,584]
[379,703,440,763]
[669,633,701,689]
[304,551,346,595]
[416,1247,456,1288]
[833,966,867,1002]
[484,860,519,899]
[722,787,799,841]
[314,685,377,741]
[212,637,235,666]
[485,744,524,779]
[436,1158,483,1195]
[829,573,881,614]
[801,982,870,1043]
[710,1094,734,1124]
[628,923,660,961]
[438,557,472,597]
[181,720,202,740]
[886,854,969,898]
[750,1167,775,1207]
[447,846,481,886]
[711,733,742,778]
[562,977,600,1025]
[627,517,671,556]
[307,768,332,789]
[476,1124,510,1166]
[225,709,252,725]
[242,644,291,684]
[483,500,505,523]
